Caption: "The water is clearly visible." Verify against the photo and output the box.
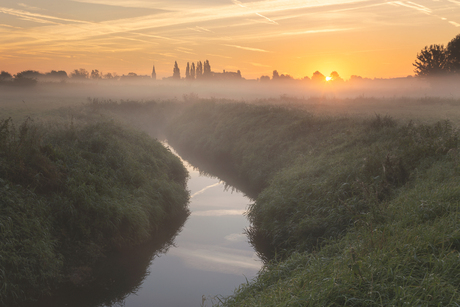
[119,146,262,306]
[33,144,261,307]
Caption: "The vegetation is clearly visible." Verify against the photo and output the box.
[414,33,460,76]
[164,101,460,305]
[0,117,189,306]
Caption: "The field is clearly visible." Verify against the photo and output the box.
[3,89,460,306]
[0,102,189,306]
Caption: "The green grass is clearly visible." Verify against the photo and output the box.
[0,117,189,306]
[163,100,460,305]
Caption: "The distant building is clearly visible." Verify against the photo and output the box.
[152,65,156,80]
[211,70,242,80]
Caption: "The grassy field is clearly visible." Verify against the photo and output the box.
[164,100,460,306]
[3,93,460,306]
[0,115,189,306]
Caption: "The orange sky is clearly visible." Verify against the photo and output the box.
[0,0,459,80]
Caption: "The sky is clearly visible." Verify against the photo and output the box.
[0,0,459,80]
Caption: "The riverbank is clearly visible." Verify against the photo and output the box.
[0,118,189,306]
[164,101,460,305]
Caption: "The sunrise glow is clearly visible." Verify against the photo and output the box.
[0,0,459,79]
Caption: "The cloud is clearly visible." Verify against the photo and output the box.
[192,209,246,217]
[449,21,460,27]
[282,28,355,36]
[223,44,270,52]
[191,182,222,198]
[388,1,432,15]
[255,12,279,24]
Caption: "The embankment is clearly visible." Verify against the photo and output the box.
[0,118,189,306]
[165,101,460,305]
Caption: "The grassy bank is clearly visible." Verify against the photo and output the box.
[0,117,189,306]
[165,101,460,305]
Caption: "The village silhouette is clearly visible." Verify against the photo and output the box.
[1,33,459,87]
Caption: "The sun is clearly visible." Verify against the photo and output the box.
[325,76,332,81]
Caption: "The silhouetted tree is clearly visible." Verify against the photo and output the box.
[173,61,180,79]
[237,70,241,78]
[151,65,156,80]
[0,71,13,81]
[312,71,326,82]
[191,63,196,79]
[447,34,460,74]
[71,68,89,79]
[91,70,102,79]
[329,71,343,82]
[186,62,191,80]
[203,60,211,77]
[45,70,68,81]
[104,72,115,79]
[413,44,449,77]
[260,75,270,82]
[272,70,279,80]
[16,70,41,80]
[196,61,203,79]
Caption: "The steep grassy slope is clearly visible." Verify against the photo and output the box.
[166,101,460,305]
[0,118,189,306]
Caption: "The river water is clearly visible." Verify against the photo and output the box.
[118,144,262,306]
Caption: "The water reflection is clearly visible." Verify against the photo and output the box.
[33,214,188,307]
[35,142,263,307]
[167,141,276,264]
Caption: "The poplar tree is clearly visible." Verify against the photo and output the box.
[191,63,196,79]
[173,61,180,79]
[186,62,191,80]
[196,61,203,79]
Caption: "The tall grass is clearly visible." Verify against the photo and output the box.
[164,101,460,305]
[0,117,189,306]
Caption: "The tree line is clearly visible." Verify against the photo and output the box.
[413,34,460,76]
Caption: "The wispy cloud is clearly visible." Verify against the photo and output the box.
[224,44,270,52]
[191,182,221,198]
[449,21,460,27]
[282,28,354,36]
[192,209,246,217]
[388,1,432,14]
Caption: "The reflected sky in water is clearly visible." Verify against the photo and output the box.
[122,146,262,307]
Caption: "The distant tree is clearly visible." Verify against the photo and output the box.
[91,69,102,79]
[260,75,270,82]
[0,71,13,81]
[196,61,203,79]
[312,71,326,82]
[104,72,115,79]
[173,61,180,79]
[237,70,242,78]
[45,70,68,80]
[203,60,211,77]
[447,34,460,74]
[186,62,191,80]
[71,68,89,79]
[329,71,343,82]
[152,65,156,80]
[16,70,42,80]
[272,70,279,80]
[413,44,449,77]
[191,63,196,79]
